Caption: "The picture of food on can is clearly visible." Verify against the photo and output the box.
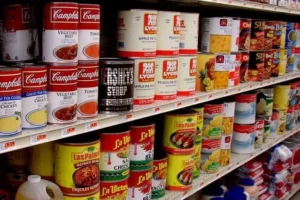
[73,164,99,187]
[214,55,230,89]
[128,168,152,200]
[201,149,220,174]
[240,52,249,83]
[196,53,215,92]
[53,105,77,122]
[203,104,224,140]
[239,19,251,51]
[54,44,78,61]
[250,20,265,51]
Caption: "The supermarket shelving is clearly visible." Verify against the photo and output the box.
[289,185,300,200]
[0,72,299,154]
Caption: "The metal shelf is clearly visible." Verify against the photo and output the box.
[287,185,300,200]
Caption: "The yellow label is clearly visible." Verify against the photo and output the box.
[210,35,231,53]
[279,49,287,75]
[196,54,215,92]
[63,191,100,200]
[273,85,290,110]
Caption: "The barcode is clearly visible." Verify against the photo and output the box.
[64,96,72,100]
[179,42,184,48]
[118,42,124,48]
[202,45,208,51]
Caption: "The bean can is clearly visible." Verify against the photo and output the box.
[203,104,224,140]
[152,157,167,199]
[239,18,251,51]
[196,53,215,92]
[229,53,241,87]
[100,179,128,200]
[180,13,199,55]
[234,93,257,124]
[214,54,230,89]
[248,51,265,81]
[128,168,153,200]
[271,49,280,76]
[177,55,197,96]
[232,124,255,154]
[250,20,265,51]
[240,52,249,83]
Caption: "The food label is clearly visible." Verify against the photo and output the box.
[250,20,265,51]
[264,21,276,50]
[128,169,152,200]
[234,94,257,124]
[232,124,255,154]
[255,119,264,148]
[180,13,199,55]
[240,52,249,83]
[203,104,224,140]
[100,179,128,200]
[239,19,251,51]
[287,48,295,73]
[220,135,232,149]
[264,51,272,79]
[285,22,296,48]
[201,148,220,174]
[196,53,215,91]
[152,158,167,199]
[229,54,241,86]
[248,51,265,81]
[214,54,230,89]
[177,56,196,96]
[231,18,240,52]
[271,21,282,49]
[192,107,204,144]
[201,139,221,153]
[271,49,280,76]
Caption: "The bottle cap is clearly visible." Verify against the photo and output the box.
[28,175,41,183]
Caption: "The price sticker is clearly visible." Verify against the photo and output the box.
[0,140,16,153]
[152,107,160,114]
[61,127,76,138]
[31,133,47,145]
[224,90,229,95]
[174,102,182,108]
[85,121,99,131]
[206,94,213,100]
[122,113,133,122]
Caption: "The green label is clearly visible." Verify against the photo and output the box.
[100,169,129,181]
[151,189,166,199]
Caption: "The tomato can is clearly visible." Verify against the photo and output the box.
[128,168,153,200]
[256,88,274,118]
[201,146,221,174]
[193,142,201,178]
[232,124,255,154]
[250,20,265,51]
[117,10,157,58]
[157,11,180,56]
[100,130,130,181]
[273,85,290,110]
[155,57,178,100]
[222,101,235,135]
[203,104,224,140]
[152,157,167,199]
[240,52,249,83]
[0,66,22,136]
[133,58,156,105]
[214,54,230,89]
[177,55,197,96]
[229,53,241,87]
[54,137,100,197]
[270,110,279,139]
[248,51,265,81]
[287,48,296,73]
[231,18,240,52]
[264,50,272,79]
[239,18,251,51]
[255,118,264,149]
[279,49,287,75]
[280,22,287,49]
[100,179,128,200]
[99,58,134,114]
[285,22,297,48]
[78,4,100,61]
[234,93,257,124]
[47,64,78,124]
[191,107,204,144]
[43,2,79,63]
[180,13,199,55]
[220,135,232,166]
[271,49,280,76]
[196,53,215,92]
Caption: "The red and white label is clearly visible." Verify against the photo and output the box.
[128,169,152,200]
[220,135,232,149]
[229,54,241,86]
[231,18,240,52]
[232,124,255,154]
[180,13,199,55]
[177,56,196,96]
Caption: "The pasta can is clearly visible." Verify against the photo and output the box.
[54,137,100,198]
[286,106,295,131]
[264,50,272,79]
[220,135,232,166]
[250,19,265,51]
[78,4,100,61]
[255,118,264,149]
[152,156,167,199]
[273,85,290,110]
[248,51,265,81]
[232,124,255,154]
[285,22,297,48]
[47,64,78,124]
[100,179,128,200]
[279,48,287,75]
[133,58,156,105]
[229,53,241,87]
[214,54,230,89]
[222,102,235,135]
[201,17,233,53]
[234,93,257,124]
[128,168,153,200]
[193,142,201,178]
[100,130,130,181]
[155,57,178,100]
[276,109,287,135]
[271,49,280,76]
[264,21,275,50]
[177,55,197,96]
[117,10,157,58]
[163,110,197,154]
[200,141,221,173]
[256,88,274,118]
[287,48,296,73]
[280,22,287,49]
[99,58,134,114]
[180,13,199,55]
[166,153,194,191]
[157,11,180,56]
[270,110,279,139]
[239,18,251,51]
[43,2,79,63]
[272,21,282,49]
[0,66,22,136]
[231,18,240,52]
[240,52,249,83]
[196,53,215,92]
[203,104,224,140]
[191,107,204,145]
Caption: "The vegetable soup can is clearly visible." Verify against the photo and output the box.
[232,124,255,154]
[234,93,257,124]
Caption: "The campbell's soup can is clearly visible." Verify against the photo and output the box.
[78,4,100,61]
[77,62,98,118]
[133,58,156,105]
[99,58,134,114]
[43,2,79,63]
[180,13,199,55]
[239,18,251,51]
[2,4,36,62]
[128,168,153,200]
[232,124,255,154]
[177,55,197,96]
[157,11,180,56]
[234,93,257,124]
[248,51,265,81]
[100,179,128,200]
[0,66,22,136]
[47,64,78,124]
[271,49,280,76]
[117,10,157,58]
[264,50,272,79]
[240,52,249,83]
[229,53,241,86]
[155,57,178,100]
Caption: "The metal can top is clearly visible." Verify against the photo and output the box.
[0,66,20,71]
[13,63,47,68]
[99,58,134,65]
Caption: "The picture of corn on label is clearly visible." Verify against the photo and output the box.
[200,149,220,174]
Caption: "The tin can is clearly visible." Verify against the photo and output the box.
[100,130,130,181]
[43,2,79,63]
[64,192,100,200]
[272,21,282,49]
[163,110,197,154]
[177,55,196,96]
[231,18,240,52]
[0,66,21,136]
[99,58,134,114]
[264,118,271,143]
[100,179,128,200]
[270,110,279,139]
[286,107,295,131]
[155,57,178,100]
[234,93,257,124]
[214,54,230,89]
[250,20,265,51]
[201,17,233,53]
[117,10,157,58]
[203,104,224,140]
[279,48,287,75]
[166,153,194,191]
[232,124,255,154]
[78,4,100,61]
[152,157,167,199]
[128,168,153,200]
[222,102,235,135]
[201,147,220,174]
[239,18,251,51]
[240,52,249,83]
[280,22,287,48]
[220,135,232,166]
[256,88,274,118]
[54,137,100,197]
[271,49,280,76]
[285,22,297,48]
[229,53,241,86]
[180,13,199,55]
[196,53,215,92]
[157,11,180,56]
[264,50,272,79]
[255,118,264,149]
[287,48,296,73]
[264,21,275,50]
[201,138,221,154]
[193,142,201,178]
[273,85,290,110]
[248,51,265,81]
[191,107,204,144]
[290,82,298,107]
[133,58,156,105]
[47,64,78,124]
[276,109,287,135]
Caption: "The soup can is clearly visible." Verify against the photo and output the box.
[99,58,134,114]
[229,53,241,87]
[248,51,265,81]
[196,53,215,92]
[191,107,204,144]
[270,110,279,139]
[193,142,201,178]
[222,101,235,135]
[100,130,130,181]
[255,118,264,149]
[157,11,180,56]
[43,2,79,63]
[117,10,157,58]
[201,146,221,174]
[220,135,232,166]
[54,137,100,197]
[279,48,287,75]
[250,20,265,51]
[287,48,296,73]
[100,179,128,200]
[280,21,287,48]
[47,64,78,124]
[133,58,156,105]
[276,109,287,135]
[239,19,251,51]
[231,18,240,52]
[271,49,280,76]
[203,104,224,140]
[0,66,22,136]
[285,22,297,48]
[128,168,153,200]
[232,124,255,154]
[234,93,257,124]
[152,156,167,199]
[256,88,274,118]
[273,85,290,110]
[264,50,272,79]
[240,52,249,83]
[180,13,199,55]
[214,54,230,89]
[177,55,197,96]
[78,4,100,61]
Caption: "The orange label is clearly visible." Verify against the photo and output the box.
[144,13,157,34]
[163,60,178,79]
[138,61,155,82]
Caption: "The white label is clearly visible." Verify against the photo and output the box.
[100,151,130,171]
[223,102,235,117]
[215,54,231,71]
[180,13,199,53]
[130,144,154,161]
[128,186,151,200]
[0,140,16,152]
[231,19,240,52]
[77,87,98,118]
[177,56,196,94]
[278,0,289,7]
[78,30,100,60]
[30,133,48,145]
[221,135,232,149]
[85,121,99,131]
[61,126,76,137]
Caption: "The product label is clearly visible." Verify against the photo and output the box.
[128,169,152,200]
[180,13,199,54]
[152,159,167,199]
[177,56,196,96]
[100,179,128,200]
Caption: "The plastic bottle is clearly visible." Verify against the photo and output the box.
[238,178,259,200]
[15,175,63,200]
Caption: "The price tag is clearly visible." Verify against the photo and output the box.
[174,102,182,108]
[122,113,133,122]
[85,121,99,131]
[224,90,229,95]
[152,107,160,114]
[206,94,213,100]
[31,133,47,145]
[61,127,76,138]
[194,97,200,103]
[0,140,16,153]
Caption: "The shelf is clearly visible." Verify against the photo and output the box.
[287,185,300,200]
[0,72,299,154]
[164,126,300,200]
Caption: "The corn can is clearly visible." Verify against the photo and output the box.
[100,179,128,200]
[152,157,167,199]
[273,85,290,110]
[196,53,215,92]
[201,148,221,174]
[214,54,230,89]
[203,104,224,140]
[279,49,287,75]
[193,142,201,178]
[128,168,153,200]
[220,135,232,166]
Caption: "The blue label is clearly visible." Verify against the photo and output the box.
[22,90,47,98]
[286,49,295,73]
[285,22,296,48]
[0,95,21,101]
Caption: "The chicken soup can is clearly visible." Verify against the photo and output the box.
[203,104,224,140]
[99,58,134,114]
[152,157,167,199]
[264,50,272,79]
[271,49,280,76]
[177,55,197,96]
[248,51,265,81]
[240,52,249,83]
[250,20,265,51]
[270,110,279,139]
[231,18,240,52]
[201,147,221,174]
[279,48,287,75]
[128,168,153,200]
[255,118,264,149]
[232,124,255,154]
[229,53,241,86]
[117,10,157,58]
[180,13,199,55]
[234,93,257,124]
[100,179,128,200]
[239,18,251,51]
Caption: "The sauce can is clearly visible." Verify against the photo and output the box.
[279,48,287,75]
[214,54,230,89]
[100,130,130,181]
[77,61,98,118]
[250,19,265,51]
[264,21,275,50]
[47,64,78,124]
[271,49,280,76]
[231,18,240,52]
[191,107,204,145]
[270,110,279,139]
[133,58,156,105]
[222,102,235,135]
[239,18,251,51]
[248,51,265,81]
[234,93,257,124]
[155,57,178,100]
[63,192,100,200]
[166,153,194,191]
[180,13,199,55]
[43,2,79,63]
[273,85,290,110]
[196,53,215,92]
[203,104,224,140]
[163,110,197,154]
[255,118,264,149]
[276,109,287,135]
[99,58,134,114]
[287,49,296,73]
[193,142,201,178]
[100,179,128,200]
[229,53,241,87]
[177,55,197,96]
[280,22,287,49]
[128,168,153,200]
[54,137,100,198]
[285,22,297,48]
[256,88,274,118]
[264,50,272,79]
[201,145,221,174]
[157,11,180,56]
[117,10,157,58]
[78,4,100,61]
[0,66,22,136]
[272,21,282,49]
[240,52,249,83]
[286,106,295,131]
[220,135,232,166]
[232,124,255,154]
[152,156,167,199]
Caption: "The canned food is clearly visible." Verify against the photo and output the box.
[220,135,232,166]
[180,13,199,55]
[264,118,271,143]
[203,104,224,140]
[214,54,230,89]
[273,85,290,110]
[100,179,128,200]
[256,88,274,118]
[285,22,297,48]
[276,109,287,135]
[201,138,221,153]
[271,49,280,76]
[279,49,287,75]
[248,51,265,81]
[64,192,100,200]
[287,49,296,73]
[231,18,240,52]
[250,20,265,51]
[280,22,287,48]
[201,148,220,174]
[264,50,272,79]
[255,118,264,149]
[177,55,196,96]
[0,66,22,136]
[152,157,167,199]
[99,58,134,114]
[270,110,279,139]
[229,53,241,87]
[222,102,235,135]
[240,52,249,83]
[128,168,153,200]
[117,10,157,58]
[196,53,215,92]
[286,107,295,131]
[232,124,255,154]
[191,107,204,144]
[193,142,201,178]
[234,93,257,124]
[239,18,251,51]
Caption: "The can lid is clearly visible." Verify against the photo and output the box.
[99,58,134,65]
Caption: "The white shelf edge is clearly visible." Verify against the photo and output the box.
[286,184,300,200]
